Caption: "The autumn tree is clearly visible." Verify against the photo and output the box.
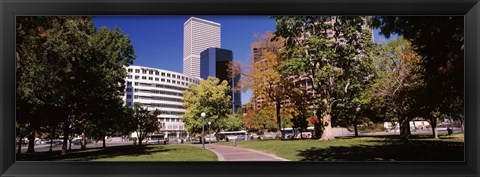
[370,37,424,141]
[182,77,241,134]
[229,32,303,137]
[243,107,277,133]
[274,16,377,140]
[372,16,464,130]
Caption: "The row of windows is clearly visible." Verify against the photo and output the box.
[161,123,184,130]
[160,118,182,122]
[133,89,183,97]
[134,82,187,91]
[143,103,185,109]
[160,111,184,116]
[134,95,183,102]
[128,75,193,86]
[127,68,196,83]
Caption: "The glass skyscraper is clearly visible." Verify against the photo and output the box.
[200,48,242,113]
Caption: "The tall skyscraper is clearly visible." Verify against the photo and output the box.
[200,48,242,113]
[183,17,221,78]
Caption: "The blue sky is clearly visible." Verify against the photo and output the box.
[93,16,397,104]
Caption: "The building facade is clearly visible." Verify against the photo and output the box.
[183,17,221,78]
[124,65,200,138]
[200,48,242,113]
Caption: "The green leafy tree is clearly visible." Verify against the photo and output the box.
[132,103,161,145]
[274,16,376,140]
[16,16,135,155]
[182,77,238,134]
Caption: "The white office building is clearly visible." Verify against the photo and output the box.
[123,65,200,138]
[183,17,221,78]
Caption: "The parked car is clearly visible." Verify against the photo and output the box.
[35,139,48,144]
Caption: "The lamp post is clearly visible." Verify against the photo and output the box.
[201,112,206,149]
[208,122,211,144]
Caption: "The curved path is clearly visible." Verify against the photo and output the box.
[187,144,289,161]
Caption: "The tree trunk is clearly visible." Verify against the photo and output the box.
[50,127,55,152]
[461,120,464,132]
[431,118,439,139]
[49,139,53,152]
[320,114,335,140]
[69,139,72,150]
[81,128,86,150]
[275,101,282,139]
[313,123,322,139]
[102,136,106,148]
[138,137,143,145]
[353,122,359,137]
[399,117,411,142]
[26,129,35,153]
[17,137,22,154]
[61,119,70,155]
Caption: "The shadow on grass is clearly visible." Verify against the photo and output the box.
[297,139,464,161]
[17,144,171,161]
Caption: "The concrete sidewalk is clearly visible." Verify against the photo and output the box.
[188,144,289,161]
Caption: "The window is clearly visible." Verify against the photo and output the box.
[126,88,132,92]
[155,71,159,76]
[155,78,159,81]
[126,94,132,99]
[182,76,185,80]
[177,81,180,84]
[135,75,139,79]
[134,89,139,92]
[172,74,176,78]
[127,81,132,86]
[135,69,140,73]
[149,70,153,75]
[161,72,165,76]
[142,76,146,80]
[167,79,171,83]
[167,73,171,77]
[127,75,132,79]
[134,82,139,86]
[177,75,180,79]
[127,102,132,106]
[128,69,133,72]
[148,77,153,80]
[134,95,139,99]
[161,78,165,82]
[142,70,147,74]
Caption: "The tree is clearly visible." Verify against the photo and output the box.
[182,77,238,134]
[369,37,424,141]
[274,16,376,140]
[243,107,277,133]
[229,32,301,137]
[372,16,464,131]
[132,103,161,145]
[16,16,135,155]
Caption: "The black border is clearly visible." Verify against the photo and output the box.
[1,0,479,177]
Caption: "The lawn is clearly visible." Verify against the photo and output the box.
[217,133,464,161]
[17,144,217,161]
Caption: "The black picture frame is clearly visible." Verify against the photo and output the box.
[1,0,479,176]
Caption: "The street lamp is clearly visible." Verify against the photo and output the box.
[201,112,206,149]
[208,122,211,144]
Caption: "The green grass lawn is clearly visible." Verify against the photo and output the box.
[17,144,217,161]
[217,133,464,161]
